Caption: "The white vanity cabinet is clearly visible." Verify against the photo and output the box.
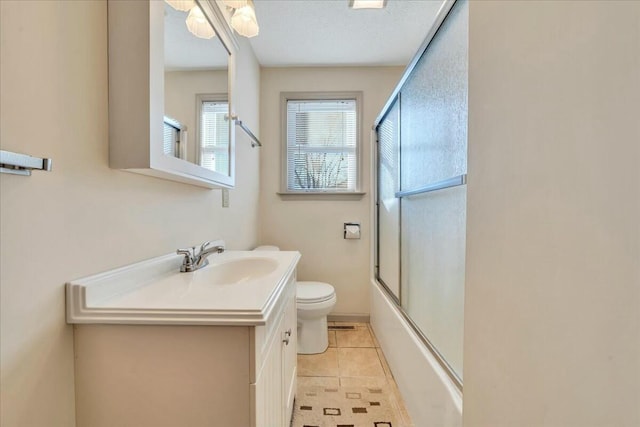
[70,252,299,427]
[252,278,297,427]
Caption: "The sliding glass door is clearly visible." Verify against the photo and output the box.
[375,0,468,382]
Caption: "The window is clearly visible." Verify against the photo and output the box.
[196,94,229,175]
[282,92,362,193]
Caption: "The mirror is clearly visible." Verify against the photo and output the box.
[108,0,236,188]
[163,2,231,177]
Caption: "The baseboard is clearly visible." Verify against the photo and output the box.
[327,313,370,323]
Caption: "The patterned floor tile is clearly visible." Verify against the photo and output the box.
[292,322,414,427]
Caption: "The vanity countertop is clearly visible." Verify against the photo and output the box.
[66,250,301,326]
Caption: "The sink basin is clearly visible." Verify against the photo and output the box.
[207,257,279,284]
[67,249,302,324]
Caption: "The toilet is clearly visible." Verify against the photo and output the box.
[295,281,336,354]
[253,246,337,354]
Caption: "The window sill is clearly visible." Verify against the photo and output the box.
[277,191,366,201]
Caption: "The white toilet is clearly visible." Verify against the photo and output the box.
[253,246,337,354]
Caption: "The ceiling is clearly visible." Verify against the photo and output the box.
[249,0,443,67]
[164,0,444,69]
[164,4,229,70]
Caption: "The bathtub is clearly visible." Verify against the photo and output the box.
[370,280,463,427]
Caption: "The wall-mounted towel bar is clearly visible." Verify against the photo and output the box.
[395,174,466,198]
[0,150,53,176]
[229,115,261,148]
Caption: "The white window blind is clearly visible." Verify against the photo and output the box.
[163,121,179,157]
[199,101,229,174]
[286,99,358,192]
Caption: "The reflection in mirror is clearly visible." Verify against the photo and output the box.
[196,93,229,175]
[164,2,230,175]
[163,116,186,159]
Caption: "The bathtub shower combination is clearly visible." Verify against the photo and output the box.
[371,0,467,426]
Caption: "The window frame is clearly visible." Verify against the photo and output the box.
[280,91,364,196]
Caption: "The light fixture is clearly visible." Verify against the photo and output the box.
[350,0,386,9]
[230,0,259,38]
[165,0,196,12]
[222,0,248,9]
[186,5,216,39]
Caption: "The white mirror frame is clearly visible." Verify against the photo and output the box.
[108,0,238,189]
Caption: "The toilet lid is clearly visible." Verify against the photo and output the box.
[297,281,335,304]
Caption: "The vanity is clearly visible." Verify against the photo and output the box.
[67,248,300,427]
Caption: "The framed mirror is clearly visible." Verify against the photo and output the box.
[108,0,238,188]
[164,2,232,179]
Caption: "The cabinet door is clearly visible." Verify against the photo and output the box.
[281,291,297,426]
[108,0,237,189]
[251,276,298,427]
[253,312,284,427]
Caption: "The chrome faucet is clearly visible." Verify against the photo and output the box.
[177,241,225,272]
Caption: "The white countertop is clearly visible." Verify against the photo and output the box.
[66,250,301,326]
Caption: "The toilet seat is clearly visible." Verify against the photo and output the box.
[296,281,335,304]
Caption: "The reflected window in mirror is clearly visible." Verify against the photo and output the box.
[163,116,187,159]
[196,94,229,174]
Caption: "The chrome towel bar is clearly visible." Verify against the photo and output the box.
[0,150,52,176]
[395,174,466,198]
[229,115,261,148]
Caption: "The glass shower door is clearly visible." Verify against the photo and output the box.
[375,0,468,381]
[399,0,467,379]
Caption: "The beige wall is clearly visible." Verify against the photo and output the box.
[0,1,261,426]
[259,67,402,316]
[464,1,640,426]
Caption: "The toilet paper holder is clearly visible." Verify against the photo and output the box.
[344,222,361,239]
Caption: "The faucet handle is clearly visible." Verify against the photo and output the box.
[177,248,195,272]
[177,248,194,262]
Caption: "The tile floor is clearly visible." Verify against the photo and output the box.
[291,322,414,427]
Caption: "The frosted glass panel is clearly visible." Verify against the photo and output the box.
[377,99,400,298]
[397,0,467,380]
[374,0,467,382]
[400,0,468,191]
[401,186,466,378]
